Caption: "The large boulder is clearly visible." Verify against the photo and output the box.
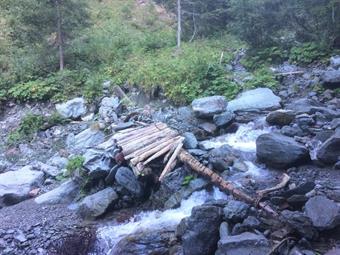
[56,97,87,119]
[35,180,79,205]
[0,166,44,207]
[99,97,120,122]
[183,132,198,149]
[213,111,235,127]
[83,149,115,179]
[281,210,318,240]
[115,167,144,197]
[223,200,250,223]
[67,128,105,151]
[215,232,270,255]
[227,88,281,112]
[150,167,186,209]
[321,70,340,89]
[77,187,118,219]
[191,96,227,118]
[266,110,295,127]
[305,196,340,230]
[256,133,310,169]
[317,133,340,165]
[177,205,223,255]
[111,230,174,255]
[164,178,209,209]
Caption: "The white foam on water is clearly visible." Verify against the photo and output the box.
[200,122,272,152]
[95,187,227,254]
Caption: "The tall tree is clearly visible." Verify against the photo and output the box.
[0,0,89,73]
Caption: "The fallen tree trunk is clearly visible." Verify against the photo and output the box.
[178,149,278,217]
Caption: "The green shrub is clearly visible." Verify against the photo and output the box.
[8,113,44,144]
[242,47,288,70]
[244,67,278,90]
[66,156,85,176]
[289,43,329,65]
[182,175,195,186]
[7,112,67,145]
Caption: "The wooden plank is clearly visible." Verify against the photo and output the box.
[159,139,184,181]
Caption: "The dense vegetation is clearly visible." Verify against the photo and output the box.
[0,0,339,105]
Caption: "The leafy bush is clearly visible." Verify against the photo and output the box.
[8,113,45,144]
[244,67,278,90]
[182,175,195,186]
[242,47,288,70]
[7,112,67,145]
[66,156,85,176]
[289,43,329,65]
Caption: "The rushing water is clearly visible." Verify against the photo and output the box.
[93,120,274,254]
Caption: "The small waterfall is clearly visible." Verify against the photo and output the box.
[94,188,227,254]
[92,121,275,254]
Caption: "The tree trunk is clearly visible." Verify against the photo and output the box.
[56,0,64,71]
[177,0,181,49]
[178,149,278,217]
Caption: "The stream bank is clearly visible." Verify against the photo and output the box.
[0,57,339,255]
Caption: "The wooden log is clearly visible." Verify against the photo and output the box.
[117,124,168,144]
[125,135,177,160]
[131,136,181,165]
[118,127,172,148]
[113,85,135,106]
[159,139,184,181]
[178,149,278,217]
[114,122,166,141]
[256,173,290,197]
[122,129,175,155]
[116,125,165,143]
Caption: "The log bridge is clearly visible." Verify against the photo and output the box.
[113,122,279,217]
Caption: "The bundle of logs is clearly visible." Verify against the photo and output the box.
[113,122,284,217]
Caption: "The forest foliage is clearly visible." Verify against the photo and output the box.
[0,0,339,105]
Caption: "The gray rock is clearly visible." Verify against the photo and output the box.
[115,167,143,197]
[183,132,198,149]
[99,97,120,122]
[223,200,250,222]
[219,222,230,239]
[56,97,87,119]
[177,205,223,255]
[317,133,340,164]
[150,167,187,208]
[192,96,227,118]
[256,133,310,169]
[32,161,61,177]
[213,111,235,127]
[281,210,318,239]
[164,178,209,209]
[77,187,118,219]
[199,122,217,134]
[111,230,174,255]
[305,196,340,230]
[209,145,235,172]
[286,98,321,115]
[227,88,281,112]
[330,55,340,69]
[83,149,115,179]
[266,110,295,127]
[68,128,105,151]
[216,232,270,255]
[321,70,340,89]
[49,156,68,169]
[0,166,44,207]
[35,180,79,205]
[281,125,304,137]
[232,216,262,235]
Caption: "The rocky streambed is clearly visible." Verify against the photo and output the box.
[0,57,340,255]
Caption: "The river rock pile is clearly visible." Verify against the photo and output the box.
[0,56,339,254]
